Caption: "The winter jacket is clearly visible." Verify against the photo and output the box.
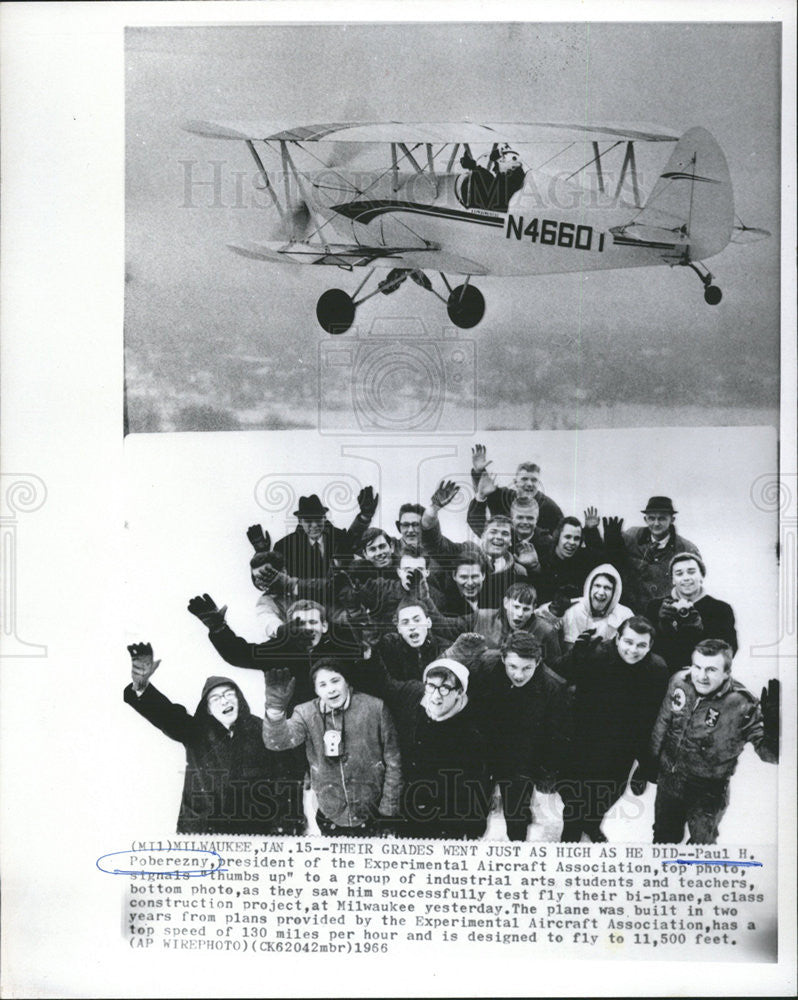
[650,669,777,783]
[208,624,362,706]
[646,593,738,671]
[273,514,370,582]
[554,638,670,780]
[337,573,446,626]
[124,676,304,835]
[467,476,564,534]
[358,662,492,838]
[431,607,562,664]
[422,517,526,609]
[561,563,633,644]
[528,527,605,604]
[262,691,401,828]
[472,653,570,779]
[466,497,554,556]
[366,632,447,683]
[616,526,701,613]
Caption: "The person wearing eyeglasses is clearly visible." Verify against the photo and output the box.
[123,643,305,835]
[357,652,492,840]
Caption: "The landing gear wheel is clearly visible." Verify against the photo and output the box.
[704,285,722,305]
[447,284,485,329]
[316,288,355,334]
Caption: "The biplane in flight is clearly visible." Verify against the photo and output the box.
[183,119,768,334]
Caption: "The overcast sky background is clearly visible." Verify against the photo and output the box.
[125,22,781,430]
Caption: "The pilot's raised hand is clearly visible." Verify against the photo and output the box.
[460,152,477,171]
[128,642,161,694]
[431,479,460,510]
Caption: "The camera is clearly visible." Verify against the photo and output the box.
[318,317,476,435]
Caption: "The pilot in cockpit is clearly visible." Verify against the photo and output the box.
[460,142,525,212]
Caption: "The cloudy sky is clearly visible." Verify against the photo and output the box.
[125,21,781,430]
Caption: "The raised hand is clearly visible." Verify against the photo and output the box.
[477,467,498,499]
[264,667,296,715]
[187,594,228,632]
[471,443,489,474]
[357,486,379,519]
[128,641,161,693]
[602,516,624,547]
[431,479,460,510]
[515,539,540,569]
[246,524,271,552]
[408,567,429,598]
[573,627,602,661]
[583,506,599,530]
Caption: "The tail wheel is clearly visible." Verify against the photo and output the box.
[316,288,355,334]
[704,285,722,305]
[447,284,485,329]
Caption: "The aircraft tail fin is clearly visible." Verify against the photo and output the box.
[636,127,734,261]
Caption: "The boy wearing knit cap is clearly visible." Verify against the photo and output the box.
[358,649,492,839]
[262,658,401,836]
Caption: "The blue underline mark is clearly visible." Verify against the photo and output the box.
[662,859,762,867]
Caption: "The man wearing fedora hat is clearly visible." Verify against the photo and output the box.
[268,487,379,585]
[607,496,702,615]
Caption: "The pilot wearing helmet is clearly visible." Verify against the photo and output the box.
[460,142,525,211]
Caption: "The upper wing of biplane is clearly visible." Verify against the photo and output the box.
[183,120,679,145]
[228,240,488,275]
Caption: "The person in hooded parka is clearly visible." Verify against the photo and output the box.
[124,642,305,835]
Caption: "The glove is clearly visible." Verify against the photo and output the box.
[408,567,428,596]
[573,628,602,661]
[549,587,578,618]
[460,153,477,171]
[760,678,780,749]
[629,765,647,796]
[128,642,161,693]
[246,524,271,552]
[357,486,379,519]
[602,516,624,549]
[187,594,228,631]
[264,667,296,715]
[431,479,460,509]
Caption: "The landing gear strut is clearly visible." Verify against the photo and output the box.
[315,268,487,333]
[686,261,722,305]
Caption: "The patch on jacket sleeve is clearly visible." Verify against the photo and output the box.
[671,687,687,712]
[705,707,720,729]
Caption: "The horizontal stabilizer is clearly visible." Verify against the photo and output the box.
[227,241,487,275]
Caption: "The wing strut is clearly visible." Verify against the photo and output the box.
[244,140,287,225]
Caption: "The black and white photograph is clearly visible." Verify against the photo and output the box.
[1,3,796,998]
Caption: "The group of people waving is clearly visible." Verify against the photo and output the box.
[125,447,779,844]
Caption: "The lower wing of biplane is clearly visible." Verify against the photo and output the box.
[183,119,769,334]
